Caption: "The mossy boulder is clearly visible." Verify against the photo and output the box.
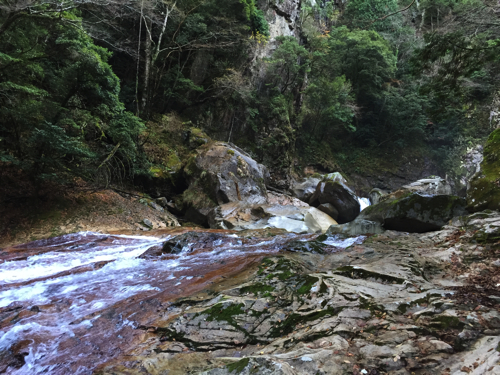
[181,143,270,223]
[467,129,500,212]
[176,142,271,226]
[358,192,467,233]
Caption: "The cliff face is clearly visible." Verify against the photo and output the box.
[256,0,301,58]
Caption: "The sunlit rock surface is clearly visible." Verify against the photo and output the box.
[401,176,453,196]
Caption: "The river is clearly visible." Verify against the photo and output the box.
[0,229,362,374]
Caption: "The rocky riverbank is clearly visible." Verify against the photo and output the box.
[3,208,498,374]
[87,212,499,375]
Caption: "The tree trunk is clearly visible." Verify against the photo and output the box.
[141,18,152,116]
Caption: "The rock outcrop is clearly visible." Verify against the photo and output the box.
[326,219,385,236]
[359,192,467,232]
[467,129,500,212]
[401,176,453,195]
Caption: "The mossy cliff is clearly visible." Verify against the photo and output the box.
[467,128,500,212]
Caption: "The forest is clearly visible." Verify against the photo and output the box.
[0,0,499,194]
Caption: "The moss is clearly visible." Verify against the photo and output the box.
[201,303,246,331]
[184,155,201,177]
[296,275,319,294]
[226,358,250,373]
[274,258,296,280]
[467,128,500,211]
[269,307,342,337]
[429,315,464,329]
[166,152,182,171]
[190,127,204,136]
[227,149,235,156]
[181,186,217,209]
[316,234,328,242]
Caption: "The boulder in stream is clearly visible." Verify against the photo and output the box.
[291,175,322,203]
[309,173,360,224]
[358,192,467,232]
[179,142,270,225]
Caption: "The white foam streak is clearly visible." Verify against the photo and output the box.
[357,197,371,211]
[0,233,162,284]
[323,235,366,248]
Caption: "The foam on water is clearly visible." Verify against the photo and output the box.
[323,235,366,248]
[0,232,164,284]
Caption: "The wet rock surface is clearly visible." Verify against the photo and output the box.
[2,212,500,374]
[401,177,453,196]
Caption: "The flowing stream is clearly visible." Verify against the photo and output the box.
[0,230,362,374]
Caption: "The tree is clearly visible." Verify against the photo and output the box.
[0,4,143,183]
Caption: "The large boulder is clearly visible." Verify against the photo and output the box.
[309,173,360,224]
[180,142,270,225]
[291,176,322,203]
[358,192,467,232]
[317,203,339,221]
[467,129,500,212]
[208,202,337,233]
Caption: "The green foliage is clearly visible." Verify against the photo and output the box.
[329,27,397,101]
[0,8,143,183]
[344,0,400,31]
[265,36,311,95]
[302,75,356,134]
[412,31,500,117]
[240,0,269,36]
[367,84,429,148]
